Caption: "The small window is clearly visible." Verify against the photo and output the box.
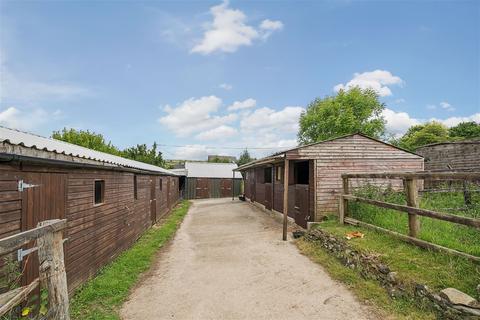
[94,180,105,205]
[159,178,163,191]
[133,175,138,200]
[264,167,272,183]
[276,166,283,181]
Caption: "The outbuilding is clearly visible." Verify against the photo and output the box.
[235,133,424,229]
[0,126,181,293]
[416,139,480,172]
[171,161,242,199]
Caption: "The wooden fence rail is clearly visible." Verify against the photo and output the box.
[0,219,70,319]
[339,171,480,263]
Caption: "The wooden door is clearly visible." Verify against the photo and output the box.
[220,179,232,198]
[20,172,66,287]
[195,179,210,199]
[150,177,156,224]
[265,184,272,210]
[294,185,309,228]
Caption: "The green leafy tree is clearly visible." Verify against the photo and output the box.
[297,87,386,144]
[52,128,165,167]
[52,128,121,155]
[122,142,165,167]
[208,156,232,163]
[236,149,255,167]
[395,121,450,151]
[449,121,480,140]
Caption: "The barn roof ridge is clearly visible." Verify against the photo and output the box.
[0,125,179,175]
[236,132,422,171]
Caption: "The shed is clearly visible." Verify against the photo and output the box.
[0,126,181,294]
[171,161,242,199]
[235,133,424,229]
[416,139,480,172]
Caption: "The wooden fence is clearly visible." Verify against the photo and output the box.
[0,219,69,319]
[338,171,480,263]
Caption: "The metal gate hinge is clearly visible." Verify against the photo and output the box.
[17,238,68,262]
[18,180,39,192]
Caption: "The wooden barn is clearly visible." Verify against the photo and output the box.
[416,140,480,172]
[235,133,424,228]
[0,126,181,294]
[171,161,242,199]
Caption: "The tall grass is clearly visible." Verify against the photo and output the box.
[349,184,480,256]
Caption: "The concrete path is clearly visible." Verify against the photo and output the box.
[121,198,377,320]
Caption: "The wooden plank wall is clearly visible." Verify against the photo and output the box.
[416,142,480,172]
[287,134,424,216]
[0,164,180,295]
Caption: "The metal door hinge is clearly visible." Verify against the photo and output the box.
[17,238,68,262]
[18,180,39,192]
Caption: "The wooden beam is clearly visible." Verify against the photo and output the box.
[0,278,39,316]
[342,171,480,181]
[283,159,289,241]
[343,194,480,228]
[405,178,420,237]
[37,221,70,320]
[0,219,66,256]
[344,217,480,263]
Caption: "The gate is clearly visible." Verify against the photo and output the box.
[294,185,309,228]
[195,178,209,199]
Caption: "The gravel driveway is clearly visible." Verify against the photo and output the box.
[121,198,377,320]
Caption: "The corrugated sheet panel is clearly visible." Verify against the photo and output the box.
[185,162,242,179]
[0,126,178,175]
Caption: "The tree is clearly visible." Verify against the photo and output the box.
[394,121,450,151]
[52,128,121,155]
[449,121,480,140]
[122,142,165,167]
[237,149,255,167]
[208,156,232,163]
[52,128,165,167]
[297,87,386,144]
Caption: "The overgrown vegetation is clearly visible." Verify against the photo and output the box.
[70,200,191,320]
[52,128,166,167]
[349,184,480,256]
[297,238,437,320]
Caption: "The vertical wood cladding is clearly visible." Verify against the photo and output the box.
[0,164,180,295]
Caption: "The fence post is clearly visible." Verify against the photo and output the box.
[463,180,472,206]
[339,177,349,224]
[37,221,70,320]
[405,178,420,238]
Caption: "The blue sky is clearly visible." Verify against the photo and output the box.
[0,0,478,160]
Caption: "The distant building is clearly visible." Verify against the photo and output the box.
[416,139,480,172]
[207,155,236,163]
[171,161,242,199]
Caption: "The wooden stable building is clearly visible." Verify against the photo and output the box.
[172,161,242,199]
[235,133,424,229]
[416,139,480,172]
[0,126,181,294]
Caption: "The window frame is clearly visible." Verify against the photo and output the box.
[94,179,105,206]
[133,175,138,200]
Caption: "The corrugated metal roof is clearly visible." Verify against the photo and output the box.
[184,161,242,178]
[0,126,178,175]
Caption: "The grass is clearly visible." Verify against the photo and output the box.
[349,184,480,256]
[297,238,436,320]
[70,200,191,320]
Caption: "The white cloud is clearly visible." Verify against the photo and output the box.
[191,1,282,54]
[227,98,256,111]
[0,49,88,104]
[334,70,403,97]
[172,144,211,160]
[426,104,437,110]
[240,106,304,133]
[219,83,233,90]
[259,19,284,39]
[195,125,237,140]
[158,95,237,136]
[440,101,455,111]
[431,113,480,127]
[382,108,420,136]
[0,106,56,130]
